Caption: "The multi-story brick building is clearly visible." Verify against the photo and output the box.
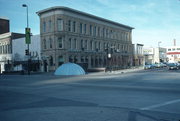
[37,6,134,72]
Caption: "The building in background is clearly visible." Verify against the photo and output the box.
[12,35,41,72]
[154,47,167,63]
[37,6,134,72]
[133,43,144,66]
[143,47,154,64]
[166,46,180,63]
[0,18,10,34]
[144,47,167,65]
[0,32,25,73]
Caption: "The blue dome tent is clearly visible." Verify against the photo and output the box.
[54,63,85,75]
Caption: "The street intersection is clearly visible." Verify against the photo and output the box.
[0,68,180,121]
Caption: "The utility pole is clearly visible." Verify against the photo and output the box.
[22,4,31,75]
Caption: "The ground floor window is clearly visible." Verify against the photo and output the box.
[49,56,53,66]
[58,56,64,66]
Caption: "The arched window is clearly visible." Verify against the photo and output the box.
[74,38,77,49]
[81,56,84,63]
[43,39,46,49]
[85,56,88,63]
[81,39,84,50]
[69,56,73,62]
[58,56,64,66]
[74,56,78,63]
[91,57,94,67]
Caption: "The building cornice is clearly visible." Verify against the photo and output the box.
[0,32,12,39]
[36,6,134,30]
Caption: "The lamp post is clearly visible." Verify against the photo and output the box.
[22,4,31,75]
[158,41,162,63]
[22,4,29,28]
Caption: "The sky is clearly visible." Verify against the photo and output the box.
[0,0,180,47]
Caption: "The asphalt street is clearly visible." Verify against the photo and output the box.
[0,68,180,121]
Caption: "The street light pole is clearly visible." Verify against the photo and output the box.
[158,41,162,63]
[22,4,30,75]
[22,4,29,28]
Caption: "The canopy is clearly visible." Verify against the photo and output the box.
[54,63,85,75]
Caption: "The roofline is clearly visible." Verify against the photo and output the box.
[0,17,9,20]
[36,6,134,30]
[0,32,25,40]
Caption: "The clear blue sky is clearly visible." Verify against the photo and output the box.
[0,0,180,47]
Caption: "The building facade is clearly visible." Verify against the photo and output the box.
[144,47,167,64]
[37,6,134,71]
[12,35,41,72]
[0,32,25,73]
[166,46,180,63]
[133,43,144,66]
[0,18,10,34]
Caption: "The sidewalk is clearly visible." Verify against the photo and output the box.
[1,66,144,76]
[87,66,144,75]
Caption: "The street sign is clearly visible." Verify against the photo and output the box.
[25,28,31,44]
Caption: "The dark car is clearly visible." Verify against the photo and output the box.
[168,63,178,70]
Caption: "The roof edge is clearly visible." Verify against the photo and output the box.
[36,6,134,30]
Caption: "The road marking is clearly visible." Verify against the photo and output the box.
[141,99,180,110]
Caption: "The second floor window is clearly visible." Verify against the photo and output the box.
[81,39,84,49]
[58,37,63,48]
[85,40,87,50]
[98,42,101,50]
[69,38,72,49]
[90,40,93,50]
[49,38,52,48]
[74,38,77,49]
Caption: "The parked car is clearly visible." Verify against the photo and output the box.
[168,63,178,70]
[144,65,151,69]
[155,63,161,68]
[151,64,158,68]
[175,63,180,69]
[144,64,154,69]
